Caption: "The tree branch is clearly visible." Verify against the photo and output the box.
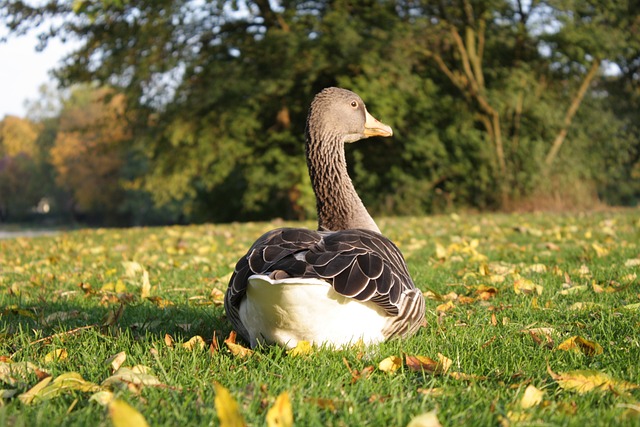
[545,59,601,166]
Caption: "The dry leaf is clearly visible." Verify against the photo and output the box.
[266,391,293,427]
[405,353,451,375]
[141,270,151,299]
[520,384,544,408]
[182,335,206,351]
[378,356,402,373]
[559,285,588,295]
[109,399,149,427]
[122,261,144,278]
[103,365,162,389]
[105,352,127,372]
[435,301,455,313]
[44,349,68,363]
[164,334,174,348]
[19,372,100,404]
[18,376,53,404]
[513,278,543,295]
[224,332,254,358]
[287,341,313,357]
[548,366,639,394]
[90,390,115,406]
[407,410,442,427]
[214,382,246,427]
[557,336,603,356]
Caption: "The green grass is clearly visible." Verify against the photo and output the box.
[1,210,640,426]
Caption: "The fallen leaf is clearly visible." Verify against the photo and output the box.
[43,349,68,363]
[224,332,254,358]
[513,278,543,295]
[548,366,639,394]
[624,258,640,267]
[378,356,402,373]
[122,261,144,278]
[407,409,442,427]
[559,285,588,295]
[416,388,445,397]
[520,384,544,408]
[287,341,313,357]
[18,376,53,404]
[182,335,206,351]
[102,365,162,390]
[105,352,127,372]
[19,372,100,404]
[141,270,151,299]
[0,361,43,386]
[214,382,246,427]
[266,391,293,427]
[109,399,149,427]
[405,353,451,375]
[435,301,455,313]
[164,334,174,348]
[90,390,115,406]
[557,336,603,356]
[303,397,341,412]
[592,243,609,257]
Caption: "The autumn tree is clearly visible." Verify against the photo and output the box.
[0,116,45,220]
[50,86,131,222]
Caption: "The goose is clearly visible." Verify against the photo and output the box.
[224,87,425,348]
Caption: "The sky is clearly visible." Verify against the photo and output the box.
[0,31,76,118]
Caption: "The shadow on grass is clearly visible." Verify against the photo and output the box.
[1,298,233,356]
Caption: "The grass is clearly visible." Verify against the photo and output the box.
[1,210,639,426]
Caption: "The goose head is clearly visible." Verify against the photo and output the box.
[306,87,393,144]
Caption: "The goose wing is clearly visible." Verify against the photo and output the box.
[225,227,423,341]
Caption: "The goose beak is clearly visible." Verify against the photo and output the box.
[363,109,393,138]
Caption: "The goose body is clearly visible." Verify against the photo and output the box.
[225,88,425,348]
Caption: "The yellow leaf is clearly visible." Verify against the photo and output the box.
[559,285,588,295]
[122,261,143,278]
[557,336,603,356]
[141,270,151,299]
[266,391,293,427]
[214,382,246,427]
[378,355,402,373]
[435,243,447,260]
[182,336,206,351]
[435,300,455,313]
[109,399,149,427]
[44,349,68,363]
[102,366,162,388]
[407,410,442,427]
[592,243,609,257]
[89,390,115,406]
[105,352,126,372]
[224,332,254,358]
[548,366,639,394]
[520,384,544,409]
[18,376,53,404]
[513,278,543,295]
[287,341,313,357]
[164,334,174,347]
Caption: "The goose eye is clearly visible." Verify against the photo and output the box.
[350,100,358,108]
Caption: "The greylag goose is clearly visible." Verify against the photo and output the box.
[225,87,425,348]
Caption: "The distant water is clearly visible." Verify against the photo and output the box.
[0,229,61,240]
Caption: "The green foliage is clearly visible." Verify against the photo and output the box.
[0,0,639,224]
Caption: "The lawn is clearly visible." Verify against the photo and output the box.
[1,210,639,426]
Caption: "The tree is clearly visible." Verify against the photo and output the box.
[0,116,45,220]
[2,0,638,221]
[50,86,131,222]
